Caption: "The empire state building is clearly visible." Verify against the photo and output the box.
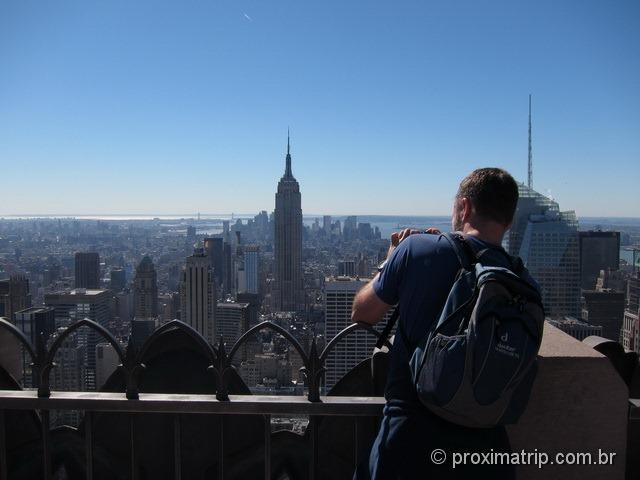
[272,134,304,312]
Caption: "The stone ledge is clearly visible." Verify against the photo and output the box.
[508,323,628,480]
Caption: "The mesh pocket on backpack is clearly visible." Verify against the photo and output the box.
[417,333,467,406]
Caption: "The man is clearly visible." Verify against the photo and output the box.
[352,168,536,479]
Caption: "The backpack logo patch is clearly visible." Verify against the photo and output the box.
[496,331,520,359]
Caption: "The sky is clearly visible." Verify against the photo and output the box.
[0,0,638,217]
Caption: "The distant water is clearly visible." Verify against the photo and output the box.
[2,213,639,242]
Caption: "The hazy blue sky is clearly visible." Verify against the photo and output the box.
[1,0,638,217]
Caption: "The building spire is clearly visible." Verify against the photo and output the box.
[528,94,533,189]
[285,128,292,178]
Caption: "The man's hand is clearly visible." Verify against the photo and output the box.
[386,227,441,259]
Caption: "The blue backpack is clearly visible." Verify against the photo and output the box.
[379,233,544,427]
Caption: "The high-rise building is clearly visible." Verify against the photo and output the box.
[243,245,260,295]
[113,289,134,325]
[272,134,304,312]
[357,222,373,240]
[254,211,270,238]
[0,276,31,320]
[75,252,100,289]
[110,268,127,292]
[14,307,55,386]
[223,242,233,296]
[235,235,246,295]
[204,237,224,287]
[579,231,620,290]
[237,292,261,328]
[216,300,250,361]
[596,268,627,293]
[582,290,625,341]
[45,289,112,390]
[133,256,158,319]
[338,261,356,277]
[323,216,332,235]
[49,326,84,426]
[622,310,639,354]
[1,281,34,382]
[343,216,358,241]
[505,184,581,317]
[181,249,217,343]
[45,289,112,328]
[622,272,640,353]
[186,225,197,243]
[324,277,392,390]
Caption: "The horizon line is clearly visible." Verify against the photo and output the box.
[1,213,639,221]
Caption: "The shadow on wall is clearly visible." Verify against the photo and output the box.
[0,325,390,480]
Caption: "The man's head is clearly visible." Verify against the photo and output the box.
[452,168,519,241]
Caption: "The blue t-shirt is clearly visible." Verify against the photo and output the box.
[372,232,535,407]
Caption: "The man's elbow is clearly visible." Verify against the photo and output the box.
[351,296,380,325]
[351,304,365,324]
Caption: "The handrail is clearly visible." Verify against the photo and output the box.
[0,390,386,416]
[1,316,393,403]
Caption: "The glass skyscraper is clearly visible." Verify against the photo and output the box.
[505,183,581,318]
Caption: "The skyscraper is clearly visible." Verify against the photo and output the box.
[181,248,217,343]
[343,216,358,241]
[338,261,356,277]
[323,215,332,235]
[186,225,196,243]
[133,256,158,319]
[223,242,233,296]
[215,300,250,361]
[324,277,393,390]
[622,272,640,353]
[110,268,127,292]
[45,288,112,390]
[243,245,260,295]
[582,290,625,341]
[0,276,31,320]
[75,252,100,289]
[49,326,84,426]
[504,183,581,317]
[14,307,55,386]
[204,237,224,287]
[579,231,620,290]
[272,133,304,312]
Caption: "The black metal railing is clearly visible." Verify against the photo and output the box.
[0,317,393,480]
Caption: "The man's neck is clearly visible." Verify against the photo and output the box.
[461,225,504,247]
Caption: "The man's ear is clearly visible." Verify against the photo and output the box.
[461,197,473,222]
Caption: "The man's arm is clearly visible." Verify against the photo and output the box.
[351,275,392,325]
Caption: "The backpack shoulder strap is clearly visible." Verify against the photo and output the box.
[448,232,524,273]
[509,254,525,275]
[374,305,413,351]
[442,232,476,271]
[375,306,404,349]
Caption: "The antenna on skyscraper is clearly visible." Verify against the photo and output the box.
[528,94,533,189]
[285,128,292,177]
